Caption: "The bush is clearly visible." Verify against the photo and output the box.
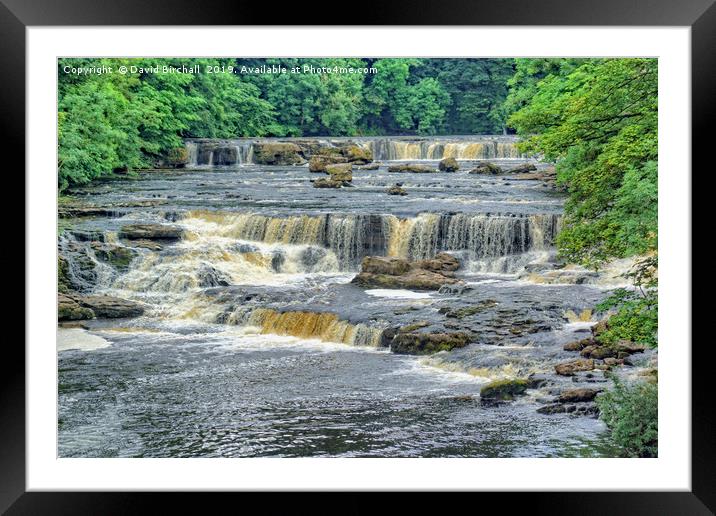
[596,376,658,457]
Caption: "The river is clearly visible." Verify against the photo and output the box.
[57,136,636,457]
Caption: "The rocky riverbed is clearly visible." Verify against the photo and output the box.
[57,136,652,458]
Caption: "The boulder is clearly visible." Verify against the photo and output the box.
[555,358,595,376]
[352,268,459,291]
[507,163,537,174]
[438,157,460,172]
[75,295,145,319]
[119,224,183,241]
[326,163,353,182]
[308,154,347,173]
[557,388,601,403]
[414,252,460,273]
[312,178,343,189]
[339,144,372,164]
[388,163,437,173]
[468,162,502,175]
[387,185,407,196]
[582,345,617,359]
[390,331,470,355]
[615,340,646,355]
[252,142,306,165]
[58,293,94,321]
[352,254,462,291]
[480,378,529,401]
[358,163,380,170]
[360,256,413,276]
[564,337,594,351]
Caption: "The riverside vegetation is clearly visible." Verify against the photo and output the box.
[57,58,657,458]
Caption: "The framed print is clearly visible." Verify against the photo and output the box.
[6,0,713,512]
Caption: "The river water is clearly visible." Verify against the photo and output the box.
[58,137,625,457]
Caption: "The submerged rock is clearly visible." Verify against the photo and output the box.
[197,265,231,287]
[358,163,380,170]
[119,224,183,241]
[312,178,343,189]
[390,331,470,355]
[537,403,599,417]
[387,184,407,196]
[480,378,529,401]
[387,163,437,174]
[438,157,460,172]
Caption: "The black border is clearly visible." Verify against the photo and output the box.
[6,1,713,512]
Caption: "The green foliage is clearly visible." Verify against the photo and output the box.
[596,289,658,348]
[506,58,657,267]
[58,57,276,190]
[595,256,658,348]
[596,376,658,457]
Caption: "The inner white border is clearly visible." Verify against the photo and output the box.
[27,27,691,491]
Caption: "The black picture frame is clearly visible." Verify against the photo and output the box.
[5,0,712,512]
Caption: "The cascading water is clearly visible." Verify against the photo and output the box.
[177,210,560,272]
[366,138,526,161]
[182,135,526,166]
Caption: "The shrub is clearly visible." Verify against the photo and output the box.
[596,376,658,457]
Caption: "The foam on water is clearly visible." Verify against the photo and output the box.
[57,328,111,352]
[364,289,433,299]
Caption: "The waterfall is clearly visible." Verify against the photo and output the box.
[186,210,388,269]
[242,308,384,347]
[183,136,527,167]
[58,235,119,292]
[384,213,560,261]
[183,210,559,270]
[186,140,256,166]
[365,138,526,161]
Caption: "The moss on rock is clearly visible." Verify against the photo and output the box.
[480,378,529,401]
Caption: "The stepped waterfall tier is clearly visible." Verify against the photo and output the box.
[57,135,644,459]
[184,135,527,167]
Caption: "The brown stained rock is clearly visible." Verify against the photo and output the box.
[557,388,601,403]
[555,358,595,376]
